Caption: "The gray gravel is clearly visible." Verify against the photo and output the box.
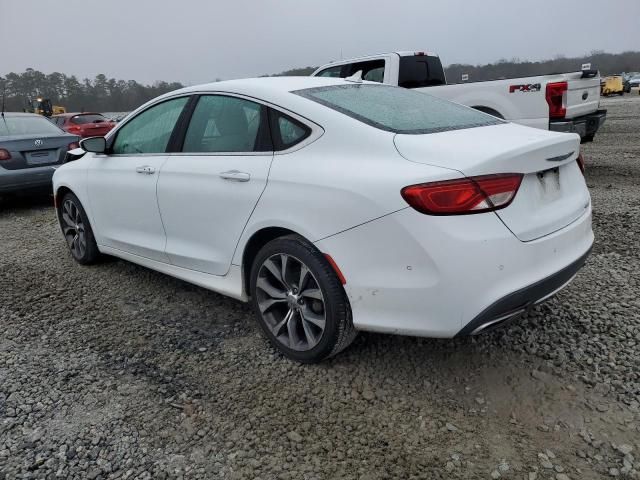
[1,95,639,479]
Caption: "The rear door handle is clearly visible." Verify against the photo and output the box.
[135,165,155,175]
[219,170,250,182]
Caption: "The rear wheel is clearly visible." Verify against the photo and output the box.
[249,235,356,363]
[59,192,100,265]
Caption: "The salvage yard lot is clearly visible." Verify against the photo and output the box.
[1,96,639,479]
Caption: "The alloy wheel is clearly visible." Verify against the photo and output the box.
[255,253,326,351]
[61,199,86,259]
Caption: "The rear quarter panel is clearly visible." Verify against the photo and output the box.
[231,120,462,266]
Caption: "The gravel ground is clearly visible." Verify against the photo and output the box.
[1,95,639,479]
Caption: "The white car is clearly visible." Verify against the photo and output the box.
[53,77,593,363]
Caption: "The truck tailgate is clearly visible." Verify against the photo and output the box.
[565,73,601,119]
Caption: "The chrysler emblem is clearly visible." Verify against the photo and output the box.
[582,91,589,100]
[34,139,43,147]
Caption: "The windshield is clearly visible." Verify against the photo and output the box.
[0,115,64,137]
[71,114,107,124]
[294,84,503,134]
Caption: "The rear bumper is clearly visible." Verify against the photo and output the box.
[315,205,593,338]
[455,247,591,336]
[0,166,56,193]
[549,109,607,141]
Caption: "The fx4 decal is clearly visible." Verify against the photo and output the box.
[509,83,542,93]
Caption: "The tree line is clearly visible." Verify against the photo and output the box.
[445,50,640,83]
[0,69,184,113]
[270,50,640,82]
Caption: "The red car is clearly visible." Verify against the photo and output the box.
[51,113,116,138]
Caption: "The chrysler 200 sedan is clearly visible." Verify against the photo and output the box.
[53,77,593,363]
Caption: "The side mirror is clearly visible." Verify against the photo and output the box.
[79,136,107,153]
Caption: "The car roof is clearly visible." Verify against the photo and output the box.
[175,76,349,97]
[0,112,44,118]
[147,76,372,114]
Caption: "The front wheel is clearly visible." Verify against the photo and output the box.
[59,192,100,265]
[249,235,356,363]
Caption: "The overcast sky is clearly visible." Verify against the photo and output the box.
[1,0,638,85]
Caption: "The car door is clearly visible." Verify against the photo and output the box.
[86,96,189,261]
[156,94,273,275]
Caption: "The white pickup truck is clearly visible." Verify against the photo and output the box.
[311,51,607,142]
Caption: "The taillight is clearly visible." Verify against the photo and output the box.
[546,81,568,119]
[577,153,585,174]
[0,148,11,161]
[67,126,81,133]
[401,174,523,215]
[68,142,80,150]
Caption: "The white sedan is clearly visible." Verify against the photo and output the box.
[53,77,593,363]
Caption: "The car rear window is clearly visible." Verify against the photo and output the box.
[71,114,106,124]
[0,116,64,136]
[294,84,503,134]
[398,55,446,88]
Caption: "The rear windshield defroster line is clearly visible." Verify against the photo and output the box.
[293,84,503,135]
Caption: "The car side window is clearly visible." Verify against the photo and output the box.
[348,60,385,83]
[182,95,270,153]
[316,65,344,78]
[269,109,311,151]
[112,97,188,154]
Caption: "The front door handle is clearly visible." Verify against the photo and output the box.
[135,165,155,175]
[219,170,250,182]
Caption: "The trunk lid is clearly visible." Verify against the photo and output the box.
[564,72,601,119]
[394,123,590,241]
[0,134,78,170]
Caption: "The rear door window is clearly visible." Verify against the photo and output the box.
[316,59,386,83]
[316,65,344,78]
[182,95,271,153]
[347,60,385,83]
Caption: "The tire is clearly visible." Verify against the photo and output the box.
[249,235,356,363]
[58,192,100,265]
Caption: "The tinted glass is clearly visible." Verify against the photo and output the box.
[71,114,107,124]
[363,66,384,83]
[295,84,503,135]
[349,60,385,82]
[0,116,64,136]
[183,95,267,153]
[112,97,188,154]
[398,56,446,88]
[272,111,310,150]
